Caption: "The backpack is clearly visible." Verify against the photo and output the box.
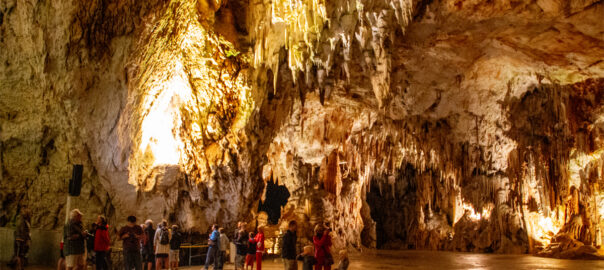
[141,230,148,247]
[170,231,182,250]
[160,228,170,245]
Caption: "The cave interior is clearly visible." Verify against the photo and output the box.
[1,0,604,263]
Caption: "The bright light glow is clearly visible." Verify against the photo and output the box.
[481,204,493,220]
[127,0,255,187]
[538,217,559,235]
[568,148,603,189]
[139,70,189,166]
[528,213,562,246]
[598,194,604,217]
[462,202,482,221]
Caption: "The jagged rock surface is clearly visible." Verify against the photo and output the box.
[1,0,603,258]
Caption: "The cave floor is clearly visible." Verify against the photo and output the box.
[17,250,604,269]
[188,250,604,270]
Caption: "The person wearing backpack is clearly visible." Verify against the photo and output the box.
[153,220,170,270]
[169,225,182,270]
[281,220,297,270]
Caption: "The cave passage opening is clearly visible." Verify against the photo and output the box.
[365,164,418,249]
[258,177,290,224]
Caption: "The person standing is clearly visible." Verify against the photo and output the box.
[296,246,317,270]
[234,223,248,270]
[10,208,31,269]
[169,225,182,270]
[94,215,110,270]
[245,232,256,270]
[154,220,170,270]
[58,241,66,270]
[204,224,220,270]
[282,220,298,270]
[119,215,144,270]
[313,224,332,270]
[218,228,229,270]
[142,220,155,270]
[64,209,87,270]
[86,223,97,268]
[336,250,348,270]
[252,226,265,270]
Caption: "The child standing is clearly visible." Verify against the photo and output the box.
[245,232,256,270]
[296,246,317,270]
[337,250,349,270]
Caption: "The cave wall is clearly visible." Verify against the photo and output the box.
[1,0,604,258]
[256,0,604,256]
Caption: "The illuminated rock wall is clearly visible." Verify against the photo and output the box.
[253,0,604,257]
[1,0,603,259]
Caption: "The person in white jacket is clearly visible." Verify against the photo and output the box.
[218,227,230,269]
[154,220,171,270]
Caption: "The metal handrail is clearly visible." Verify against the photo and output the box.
[109,243,210,267]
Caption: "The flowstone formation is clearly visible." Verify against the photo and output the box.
[1,0,604,260]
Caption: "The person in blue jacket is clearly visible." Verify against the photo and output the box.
[203,224,220,270]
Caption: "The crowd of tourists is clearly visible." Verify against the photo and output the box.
[9,208,349,270]
[278,220,349,270]
[59,209,184,270]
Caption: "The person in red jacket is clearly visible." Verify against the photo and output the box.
[93,215,110,270]
[313,224,332,270]
[250,226,265,270]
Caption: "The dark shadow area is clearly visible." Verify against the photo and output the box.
[365,164,418,249]
[258,177,290,225]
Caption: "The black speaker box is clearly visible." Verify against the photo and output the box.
[69,164,83,196]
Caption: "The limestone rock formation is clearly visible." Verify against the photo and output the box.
[1,0,603,258]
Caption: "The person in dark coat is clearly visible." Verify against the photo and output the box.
[282,220,298,270]
[119,216,144,270]
[142,220,155,270]
[234,222,249,270]
[245,232,256,270]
